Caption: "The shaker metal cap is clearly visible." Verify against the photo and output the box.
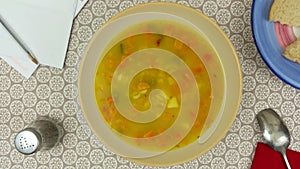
[15,129,41,155]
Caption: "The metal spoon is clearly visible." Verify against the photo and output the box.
[256,108,292,169]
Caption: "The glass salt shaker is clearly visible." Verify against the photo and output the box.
[14,117,63,155]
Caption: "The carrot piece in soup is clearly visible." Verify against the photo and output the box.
[137,82,150,91]
[106,96,113,105]
[144,130,156,138]
[194,65,203,73]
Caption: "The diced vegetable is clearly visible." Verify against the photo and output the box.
[119,43,124,54]
[194,65,203,73]
[106,96,113,105]
[139,89,148,94]
[174,40,183,49]
[132,92,141,99]
[144,130,156,138]
[105,72,113,81]
[167,96,179,108]
[137,82,150,91]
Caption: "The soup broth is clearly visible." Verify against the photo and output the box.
[95,22,214,149]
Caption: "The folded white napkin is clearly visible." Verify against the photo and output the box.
[0,0,88,78]
[76,0,89,16]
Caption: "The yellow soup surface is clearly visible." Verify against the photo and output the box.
[95,31,212,149]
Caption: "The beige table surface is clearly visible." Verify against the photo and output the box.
[1,0,300,168]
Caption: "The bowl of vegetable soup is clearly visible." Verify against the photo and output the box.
[79,2,242,166]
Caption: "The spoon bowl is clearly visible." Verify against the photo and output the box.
[256,108,292,169]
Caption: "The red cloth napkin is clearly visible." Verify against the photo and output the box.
[251,142,300,169]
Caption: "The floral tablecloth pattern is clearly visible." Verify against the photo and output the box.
[1,0,300,169]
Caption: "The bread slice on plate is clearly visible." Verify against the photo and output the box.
[284,38,300,63]
[269,0,300,63]
[269,0,300,26]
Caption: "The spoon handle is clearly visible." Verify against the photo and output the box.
[282,152,292,169]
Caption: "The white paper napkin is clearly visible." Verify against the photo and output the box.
[75,0,89,16]
[0,0,87,78]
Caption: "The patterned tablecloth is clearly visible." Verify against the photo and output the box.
[1,0,300,168]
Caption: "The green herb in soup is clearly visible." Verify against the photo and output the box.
[95,32,212,149]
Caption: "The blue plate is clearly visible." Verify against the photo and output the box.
[252,0,300,89]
